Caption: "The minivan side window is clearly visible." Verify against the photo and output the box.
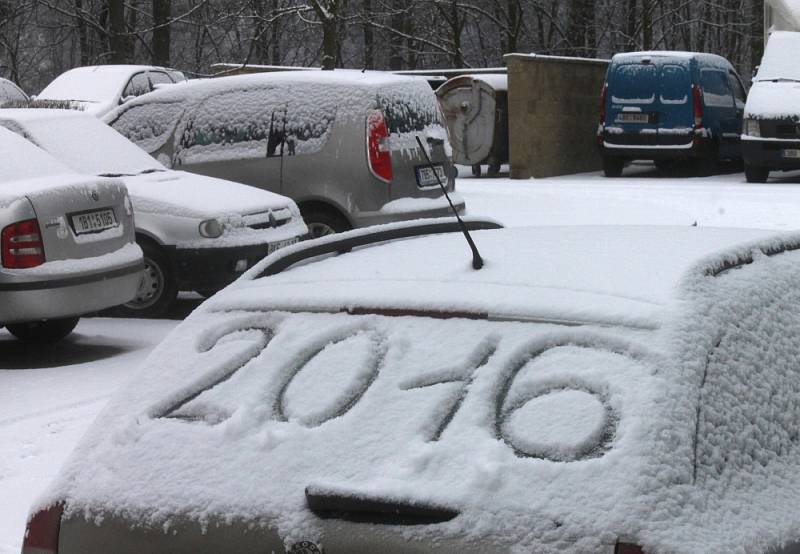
[122,73,151,99]
[700,69,734,108]
[178,86,336,165]
[110,102,185,155]
[728,72,747,110]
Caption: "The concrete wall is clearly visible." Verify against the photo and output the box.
[504,54,609,179]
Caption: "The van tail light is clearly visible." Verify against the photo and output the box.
[692,84,703,127]
[22,502,64,554]
[366,110,393,183]
[615,542,646,554]
[2,218,45,269]
[600,83,607,125]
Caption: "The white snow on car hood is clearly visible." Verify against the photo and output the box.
[745,80,800,120]
[125,170,294,218]
[212,225,780,329]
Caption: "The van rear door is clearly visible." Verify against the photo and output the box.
[656,63,694,146]
[608,62,660,145]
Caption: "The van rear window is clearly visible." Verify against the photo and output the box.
[660,65,690,103]
[377,83,443,135]
[611,64,657,104]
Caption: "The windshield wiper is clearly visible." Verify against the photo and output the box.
[98,172,134,177]
[760,78,800,83]
[138,168,164,174]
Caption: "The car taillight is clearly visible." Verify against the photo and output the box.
[366,109,393,182]
[1,218,45,269]
[615,542,646,554]
[22,503,64,554]
[692,84,703,127]
[600,83,607,125]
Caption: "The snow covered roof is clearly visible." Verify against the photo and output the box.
[211,225,780,329]
[612,51,730,68]
[40,222,800,553]
[754,31,800,81]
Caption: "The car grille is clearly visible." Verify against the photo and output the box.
[759,120,800,139]
[243,208,292,230]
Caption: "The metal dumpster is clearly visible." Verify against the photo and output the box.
[436,74,508,177]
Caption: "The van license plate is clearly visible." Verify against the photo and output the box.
[616,113,650,123]
[70,208,117,235]
[268,237,298,255]
[782,149,800,159]
[416,164,447,187]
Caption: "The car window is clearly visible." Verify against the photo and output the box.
[700,69,733,108]
[109,101,184,154]
[610,63,657,104]
[148,71,172,87]
[0,80,26,105]
[177,86,336,165]
[728,71,747,110]
[122,72,151,99]
[659,64,690,103]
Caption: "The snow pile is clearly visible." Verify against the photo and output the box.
[33,225,800,553]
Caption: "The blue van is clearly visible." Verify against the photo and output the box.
[598,51,746,177]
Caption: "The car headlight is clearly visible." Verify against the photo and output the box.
[744,118,761,138]
[198,218,223,238]
[288,203,302,220]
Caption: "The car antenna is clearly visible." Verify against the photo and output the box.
[414,135,484,270]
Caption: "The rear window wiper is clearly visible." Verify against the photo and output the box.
[98,172,135,177]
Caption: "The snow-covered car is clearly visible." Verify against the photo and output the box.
[36,65,186,118]
[742,31,800,183]
[0,127,140,342]
[105,70,464,238]
[22,220,800,552]
[0,109,307,317]
[0,77,28,107]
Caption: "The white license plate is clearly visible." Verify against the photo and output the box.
[416,164,447,187]
[782,149,800,159]
[268,237,299,254]
[71,208,117,234]
[616,113,650,123]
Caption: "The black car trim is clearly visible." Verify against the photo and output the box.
[0,261,143,292]
[306,487,459,525]
[257,219,503,278]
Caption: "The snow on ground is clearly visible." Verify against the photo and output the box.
[0,318,178,554]
[3,165,800,552]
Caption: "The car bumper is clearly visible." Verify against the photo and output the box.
[599,132,714,160]
[353,196,467,228]
[0,260,143,324]
[168,238,299,290]
[742,138,800,169]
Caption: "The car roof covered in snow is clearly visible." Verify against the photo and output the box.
[207,223,785,329]
[611,51,731,67]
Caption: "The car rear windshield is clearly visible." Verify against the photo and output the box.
[38,70,124,103]
[377,81,445,135]
[611,63,657,104]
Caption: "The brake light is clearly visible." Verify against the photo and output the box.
[600,83,607,124]
[22,502,64,554]
[366,110,393,182]
[2,218,45,269]
[615,542,646,554]
[692,84,703,127]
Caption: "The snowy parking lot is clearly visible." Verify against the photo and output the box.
[3,166,800,553]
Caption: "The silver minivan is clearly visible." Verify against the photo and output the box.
[0,127,141,341]
[105,71,465,237]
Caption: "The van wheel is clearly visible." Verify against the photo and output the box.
[6,317,80,343]
[302,208,352,239]
[603,157,624,177]
[113,241,177,318]
[471,164,482,177]
[745,164,770,183]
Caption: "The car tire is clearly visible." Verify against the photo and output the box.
[113,241,177,318]
[745,164,770,183]
[471,164,482,177]
[302,207,352,239]
[6,316,80,343]
[603,157,624,178]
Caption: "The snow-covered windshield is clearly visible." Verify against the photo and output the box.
[611,63,657,104]
[19,115,164,176]
[38,69,125,103]
[756,32,800,82]
[0,127,72,184]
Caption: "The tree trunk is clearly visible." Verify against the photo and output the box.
[75,0,89,65]
[107,0,129,63]
[321,16,337,70]
[625,0,637,50]
[152,0,170,66]
[362,0,373,69]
